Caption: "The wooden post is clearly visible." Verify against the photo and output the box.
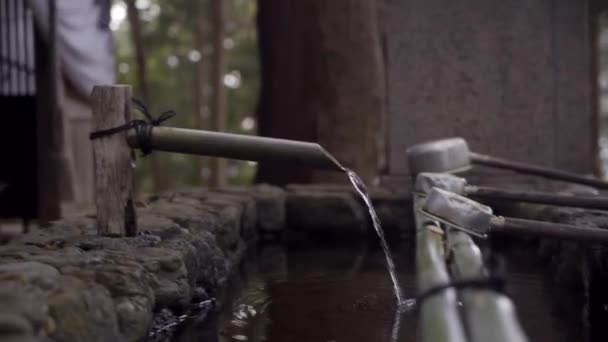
[91,85,137,237]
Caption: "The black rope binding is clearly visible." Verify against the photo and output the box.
[89,98,176,156]
[415,275,508,307]
[415,251,509,309]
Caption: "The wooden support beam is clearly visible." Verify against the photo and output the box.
[91,85,137,236]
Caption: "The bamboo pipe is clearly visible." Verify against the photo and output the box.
[127,126,343,171]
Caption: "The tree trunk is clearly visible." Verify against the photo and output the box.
[209,0,227,187]
[255,0,386,185]
[592,4,608,176]
[193,0,206,186]
[125,0,166,191]
[35,0,63,222]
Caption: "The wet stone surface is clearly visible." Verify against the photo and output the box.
[285,184,412,240]
[0,183,411,342]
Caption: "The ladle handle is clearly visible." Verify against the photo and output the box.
[469,152,608,190]
[468,186,608,210]
[491,216,608,243]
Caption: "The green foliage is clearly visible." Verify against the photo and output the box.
[112,0,259,191]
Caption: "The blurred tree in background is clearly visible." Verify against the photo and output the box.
[110,0,259,192]
[255,0,386,185]
[597,11,608,176]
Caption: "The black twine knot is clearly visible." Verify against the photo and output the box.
[89,98,176,156]
[415,253,509,310]
[415,274,508,308]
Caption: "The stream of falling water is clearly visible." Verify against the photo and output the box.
[320,148,409,309]
[343,168,416,313]
[344,169,404,305]
[344,168,416,342]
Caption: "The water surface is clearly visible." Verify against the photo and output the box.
[174,240,584,342]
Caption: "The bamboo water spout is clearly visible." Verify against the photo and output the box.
[126,126,343,171]
[91,84,343,237]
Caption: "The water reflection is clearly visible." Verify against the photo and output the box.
[175,241,584,342]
